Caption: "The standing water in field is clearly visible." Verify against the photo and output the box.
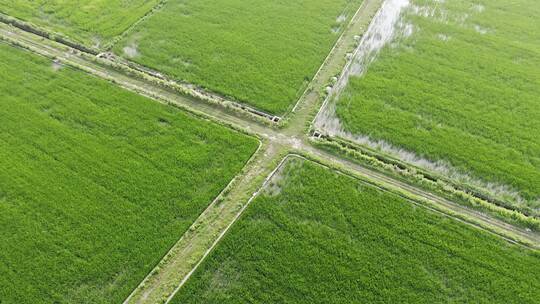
[313,0,530,206]
[315,0,410,134]
[337,0,409,94]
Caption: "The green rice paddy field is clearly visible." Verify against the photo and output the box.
[0,42,258,303]
[114,0,364,115]
[172,158,540,304]
[0,0,159,46]
[335,0,540,206]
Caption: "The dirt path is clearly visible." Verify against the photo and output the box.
[0,1,538,303]
[285,0,384,135]
[300,143,540,246]
[103,0,168,50]
[122,142,288,304]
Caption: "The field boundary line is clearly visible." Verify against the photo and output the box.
[0,24,280,132]
[163,153,294,303]
[310,0,386,129]
[292,152,540,249]
[0,12,98,54]
[307,0,538,228]
[319,135,538,218]
[0,0,374,123]
[290,0,374,114]
[122,139,264,304]
[161,150,538,304]
[103,0,168,51]
[163,151,539,302]
[2,26,536,247]
[101,53,281,123]
[0,13,281,124]
[299,146,540,247]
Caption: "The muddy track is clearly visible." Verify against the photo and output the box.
[0,1,538,303]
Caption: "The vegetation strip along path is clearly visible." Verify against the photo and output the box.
[0,0,538,302]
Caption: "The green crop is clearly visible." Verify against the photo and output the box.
[0,43,258,303]
[113,0,364,115]
[335,0,540,204]
[172,158,540,303]
[0,0,159,45]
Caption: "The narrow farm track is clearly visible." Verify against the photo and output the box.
[123,142,287,304]
[301,145,540,246]
[1,0,539,302]
[103,0,168,50]
[285,0,384,133]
